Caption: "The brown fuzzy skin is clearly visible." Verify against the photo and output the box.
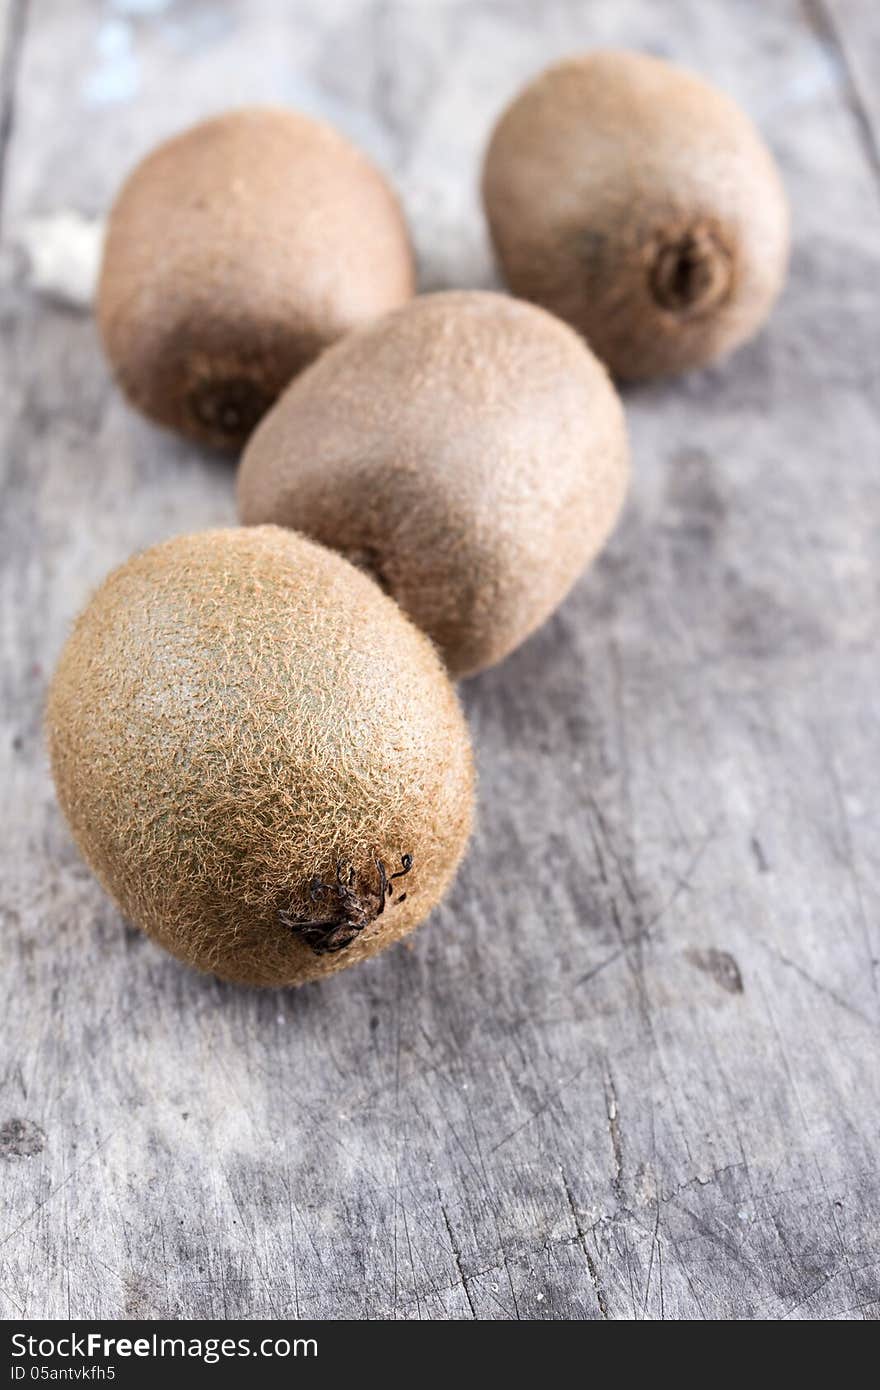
[237,291,629,678]
[482,50,790,379]
[96,108,415,448]
[46,527,473,986]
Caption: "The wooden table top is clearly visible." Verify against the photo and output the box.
[1,0,878,1319]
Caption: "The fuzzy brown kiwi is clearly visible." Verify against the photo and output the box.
[96,108,415,449]
[237,290,629,678]
[46,527,474,987]
[482,50,790,379]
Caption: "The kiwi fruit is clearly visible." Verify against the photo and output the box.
[237,290,629,678]
[96,107,414,448]
[46,526,474,987]
[482,50,790,379]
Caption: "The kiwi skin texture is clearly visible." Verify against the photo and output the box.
[238,290,629,679]
[482,50,790,380]
[96,107,415,449]
[46,527,474,987]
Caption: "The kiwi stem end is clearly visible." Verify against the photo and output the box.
[279,853,413,955]
[649,224,733,317]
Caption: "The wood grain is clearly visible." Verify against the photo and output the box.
[1,0,878,1319]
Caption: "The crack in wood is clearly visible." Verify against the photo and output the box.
[560,1168,609,1318]
[438,1192,477,1320]
[603,1069,624,1200]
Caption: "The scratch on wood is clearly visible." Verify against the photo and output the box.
[659,1231,709,1319]
[826,1179,862,1318]
[588,793,639,911]
[0,1281,24,1315]
[575,942,626,989]
[394,1258,527,1319]
[780,1261,849,1319]
[456,1073,520,1319]
[1,1126,121,1248]
[756,975,861,1321]
[821,737,879,1012]
[758,941,876,1028]
[489,1065,588,1155]
[803,0,880,190]
[586,814,609,885]
[560,1169,609,1318]
[643,820,721,932]
[642,1203,662,1317]
[401,1200,421,1320]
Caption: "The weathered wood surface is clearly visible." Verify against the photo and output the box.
[1,0,879,1320]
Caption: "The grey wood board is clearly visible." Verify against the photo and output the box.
[1,0,879,1320]
[824,0,880,179]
